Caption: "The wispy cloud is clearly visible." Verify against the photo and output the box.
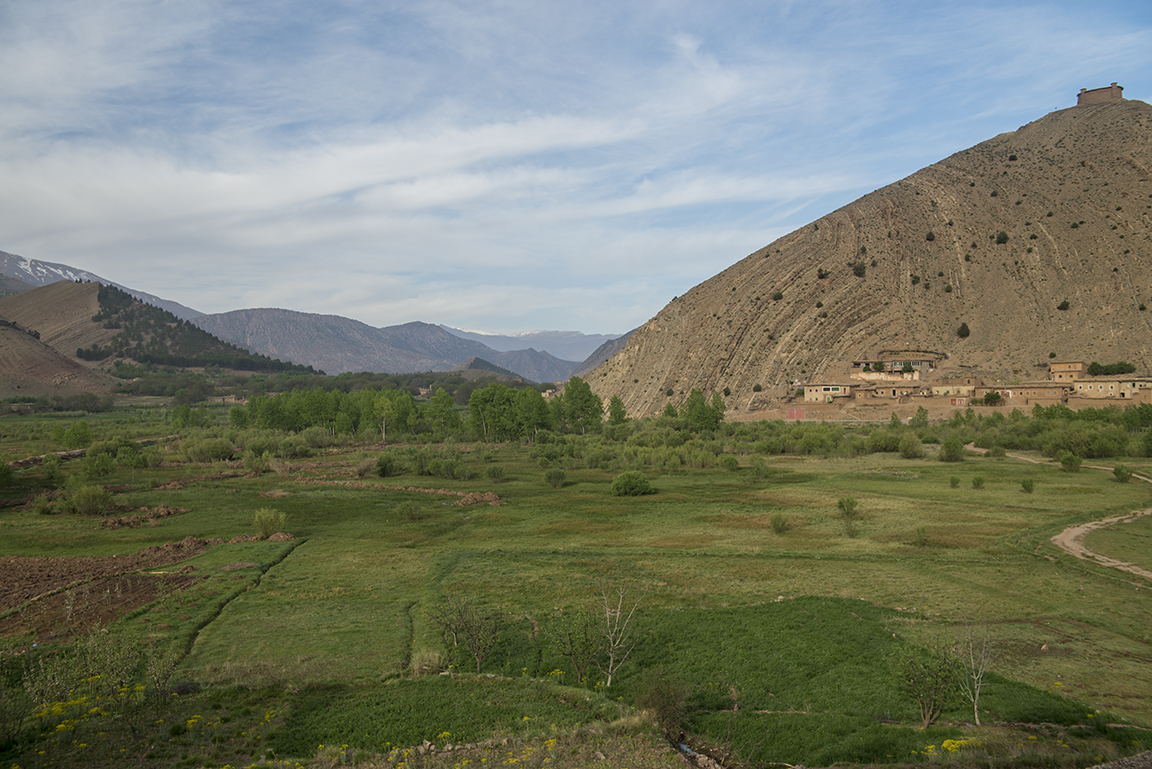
[1,1,1150,333]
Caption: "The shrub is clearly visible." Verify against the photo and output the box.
[243,449,271,475]
[397,501,423,521]
[254,508,286,539]
[914,526,929,548]
[182,437,234,463]
[544,468,566,489]
[898,433,924,459]
[987,445,1006,460]
[610,471,652,496]
[1113,464,1133,483]
[1059,452,1082,472]
[32,494,55,515]
[752,384,762,392]
[354,456,376,478]
[770,512,789,534]
[454,464,474,481]
[1057,300,1070,311]
[720,455,739,471]
[925,231,935,241]
[957,322,970,339]
[1021,477,1035,493]
[852,261,866,277]
[65,485,113,516]
[837,497,858,518]
[995,231,1009,244]
[939,436,965,462]
[634,668,688,736]
[485,465,505,483]
[949,476,960,488]
[82,452,115,478]
[971,476,984,490]
[772,291,783,301]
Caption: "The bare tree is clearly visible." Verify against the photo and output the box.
[595,573,648,687]
[956,624,997,725]
[429,597,502,673]
[545,608,601,685]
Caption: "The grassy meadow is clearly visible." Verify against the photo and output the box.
[1,407,1152,768]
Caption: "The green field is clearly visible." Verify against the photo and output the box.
[2,410,1151,768]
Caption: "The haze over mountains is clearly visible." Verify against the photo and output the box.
[588,98,1152,416]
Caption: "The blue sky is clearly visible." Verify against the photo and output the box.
[1,1,1150,335]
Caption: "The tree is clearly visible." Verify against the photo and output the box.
[682,389,724,432]
[983,391,1002,406]
[891,640,960,728]
[429,597,502,673]
[374,396,397,443]
[607,395,628,426]
[515,387,554,440]
[955,625,997,726]
[561,377,603,435]
[425,387,461,438]
[596,574,647,687]
[469,383,517,441]
[911,406,929,430]
[957,322,970,338]
[546,609,601,685]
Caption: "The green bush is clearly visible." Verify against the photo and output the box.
[377,452,404,477]
[1059,452,1082,472]
[181,436,235,463]
[837,497,858,518]
[770,512,789,534]
[254,508,287,539]
[610,470,652,496]
[987,445,1006,460]
[32,493,54,515]
[1113,464,1133,483]
[971,476,984,490]
[898,433,924,459]
[63,485,113,516]
[544,468,566,489]
[720,455,739,471]
[82,452,115,478]
[1021,477,1035,494]
[485,465,505,483]
[939,436,965,462]
[949,476,960,488]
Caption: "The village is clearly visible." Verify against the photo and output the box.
[751,351,1152,420]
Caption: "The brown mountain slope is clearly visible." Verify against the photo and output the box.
[0,322,113,397]
[589,98,1152,417]
[0,282,120,362]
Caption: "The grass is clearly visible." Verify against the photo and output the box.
[2,421,1152,767]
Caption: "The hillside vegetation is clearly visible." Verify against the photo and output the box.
[591,99,1152,416]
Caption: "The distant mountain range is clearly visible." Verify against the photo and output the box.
[193,308,590,382]
[0,250,626,383]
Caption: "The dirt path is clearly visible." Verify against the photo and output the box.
[964,444,1152,582]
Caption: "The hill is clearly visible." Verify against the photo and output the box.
[0,317,114,398]
[588,98,1152,416]
[195,309,580,381]
[0,282,312,376]
[448,356,524,381]
[0,250,203,320]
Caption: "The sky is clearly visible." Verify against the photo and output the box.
[2,1,1151,336]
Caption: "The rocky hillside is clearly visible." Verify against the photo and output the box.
[589,98,1152,417]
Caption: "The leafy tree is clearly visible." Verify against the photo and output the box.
[682,389,724,432]
[514,386,554,440]
[607,395,628,426]
[983,391,1002,405]
[424,387,461,438]
[374,396,397,443]
[561,377,603,435]
[469,383,518,441]
[939,435,965,462]
[661,403,678,418]
[891,639,960,728]
[911,406,929,429]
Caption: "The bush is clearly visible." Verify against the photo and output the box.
[375,452,404,477]
[544,468,566,489]
[82,452,115,478]
[752,384,762,392]
[1059,452,1082,472]
[939,436,965,462]
[610,471,652,496]
[957,322,970,339]
[898,433,924,459]
[354,456,376,478]
[182,437,234,463]
[971,476,984,490]
[634,668,687,736]
[64,485,113,516]
[254,508,286,539]
[995,230,1009,244]
[987,445,1006,460]
[1057,300,1070,311]
[485,465,505,483]
[949,476,960,488]
[720,455,739,471]
[32,494,54,515]
[837,497,858,518]
[1021,478,1035,494]
[1113,464,1133,483]
[770,512,789,534]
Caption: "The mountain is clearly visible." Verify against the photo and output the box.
[195,309,581,381]
[0,282,311,375]
[587,97,1152,417]
[572,329,637,379]
[0,251,204,321]
[440,326,622,362]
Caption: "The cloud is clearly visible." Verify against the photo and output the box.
[1,1,1151,334]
